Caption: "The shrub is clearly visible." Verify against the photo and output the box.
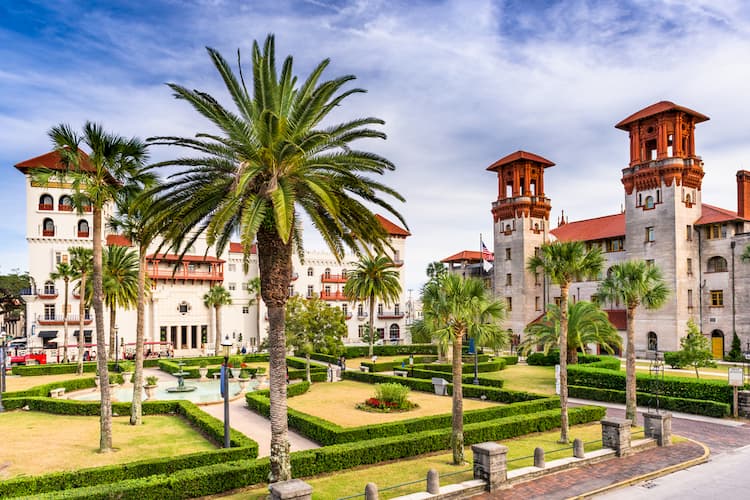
[145,376,159,386]
[410,359,506,374]
[663,351,684,368]
[526,351,559,366]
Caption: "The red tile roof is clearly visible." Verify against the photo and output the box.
[229,242,257,254]
[376,214,410,237]
[15,149,96,174]
[615,101,709,130]
[106,235,132,247]
[550,213,625,242]
[441,250,493,263]
[605,309,627,330]
[694,203,747,225]
[486,150,555,172]
[146,253,225,263]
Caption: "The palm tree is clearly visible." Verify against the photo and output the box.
[426,261,447,281]
[527,241,604,443]
[420,274,505,464]
[597,260,669,424]
[69,246,93,376]
[50,262,75,362]
[246,277,262,350]
[144,35,404,481]
[344,255,402,356]
[99,245,139,360]
[35,122,151,453]
[204,285,232,354]
[520,301,621,363]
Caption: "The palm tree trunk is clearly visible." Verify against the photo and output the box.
[93,206,113,452]
[568,344,578,365]
[368,296,375,357]
[625,306,637,424]
[131,248,147,425]
[215,304,222,352]
[62,279,69,363]
[109,310,116,361]
[451,332,464,464]
[305,353,311,383]
[77,272,86,376]
[558,284,570,444]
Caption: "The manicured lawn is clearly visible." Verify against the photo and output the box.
[346,355,405,368]
[0,412,216,479]
[288,380,499,427]
[3,373,96,392]
[482,363,556,395]
[626,360,737,381]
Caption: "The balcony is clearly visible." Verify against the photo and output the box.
[42,229,55,237]
[38,290,58,299]
[320,291,347,301]
[78,231,90,238]
[38,314,92,325]
[357,311,368,319]
[59,204,74,212]
[377,310,405,319]
[345,312,353,320]
[39,203,53,211]
[148,268,224,282]
[321,274,347,284]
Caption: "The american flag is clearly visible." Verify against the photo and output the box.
[481,241,493,262]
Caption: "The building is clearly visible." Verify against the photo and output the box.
[13,151,411,358]
[483,101,750,358]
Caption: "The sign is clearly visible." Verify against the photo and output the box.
[729,367,744,387]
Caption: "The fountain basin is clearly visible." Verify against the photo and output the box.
[71,379,256,405]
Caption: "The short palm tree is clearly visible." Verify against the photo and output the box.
[50,262,75,362]
[69,246,93,375]
[99,245,139,360]
[204,285,232,354]
[597,260,669,424]
[527,240,604,443]
[343,255,402,356]
[520,301,621,363]
[144,35,404,481]
[420,274,505,464]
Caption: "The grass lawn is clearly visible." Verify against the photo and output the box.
[626,360,735,381]
[481,363,556,395]
[347,355,405,368]
[3,373,96,392]
[288,380,499,427]
[215,423,607,499]
[0,412,216,479]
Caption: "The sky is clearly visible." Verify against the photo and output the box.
[2,0,750,292]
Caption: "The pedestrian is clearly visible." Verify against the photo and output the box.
[241,345,247,355]
[327,362,334,382]
[340,355,347,372]
[371,354,378,364]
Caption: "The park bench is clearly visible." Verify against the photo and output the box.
[393,370,408,377]
[359,365,369,373]
[49,387,66,398]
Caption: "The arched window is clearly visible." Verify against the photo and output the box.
[647,332,658,351]
[59,195,73,211]
[324,268,331,279]
[342,269,347,277]
[307,267,314,277]
[39,194,53,210]
[81,198,92,212]
[42,218,55,236]
[685,193,692,206]
[43,280,56,295]
[707,256,728,273]
[645,196,654,209]
[77,220,90,238]
[389,324,400,340]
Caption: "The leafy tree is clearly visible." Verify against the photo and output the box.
[426,261,447,281]
[409,319,433,344]
[204,285,232,354]
[344,255,402,357]
[527,241,604,442]
[742,244,750,263]
[678,319,716,378]
[0,271,30,320]
[520,301,621,363]
[50,262,76,362]
[726,331,743,362]
[420,274,505,464]
[70,247,92,376]
[597,260,669,424]
[285,295,346,382]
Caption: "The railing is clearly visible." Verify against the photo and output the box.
[38,314,92,325]
[148,269,224,281]
[357,312,368,319]
[77,231,90,238]
[58,204,73,212]
[42,229,55,237]
[377,310,404,319]
[291,272,299,281]
[38,203,53,211]
[321,274,348,283]
[38,290,58,299]
[20,288,35,296]
[320,291,347,301]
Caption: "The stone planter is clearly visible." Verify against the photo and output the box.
[198,367,209,381]
[230,368,241,379]
[94,376,100,388]
[238,378,249,392]
[121,372,133,385]
[144,384,157,400]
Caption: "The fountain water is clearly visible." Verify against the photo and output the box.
[167,361,197,393]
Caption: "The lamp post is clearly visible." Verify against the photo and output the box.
[114,325,120,370]
[0,327,7,412]
[221,334,233,448]
[473,339,479,386]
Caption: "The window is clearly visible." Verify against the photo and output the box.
[554,296,562,307]
[288,285,294,297]
[686,225,692,241]
[358,325,365,338]
[394,303,400,314]
[687,258,693,276]
[377,303,384,315]
[506,273,512,286]
[706,224,721,240]
[324,268,331,278]
[687,289,693,309]
[646,259,654,267]
[42,218,55,237]
[644,196,655,209]
[506,297,512,312]
[242,306,249,314]
[606,238,624,252]
[307,267,314,277]
[307,285,314,298]
[342,304,348,317]
[534,272,541,286]
[535,296,541,311]
[77,219,89,237]
[647,332,658,351]
[44,304,56,321]
[228,263,236,272]
[710,290,724,307]
[534,247,541,257]
[228,282,236,291]
[342,269,348,277]
[39,194,53,210]
[58,195,73,211]
[505,248,511,261]
[645,226,655,242]
[43,280,55,295]
[591,294,600,305]
[707,256,728,273]
[178,302,190,314]
[638,193,643,206]
[357,303,364,317]
[389,324,400,340]
[324,285,331,295]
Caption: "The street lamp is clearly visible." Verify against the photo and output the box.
[472,338,479,386]
[221,334,233,448]
[0,327,7,412]
[114,325,120,370]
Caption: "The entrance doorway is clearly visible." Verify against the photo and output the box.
[711,330,724,360]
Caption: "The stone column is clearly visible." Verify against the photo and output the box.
[269,479,313,500]
[644,412,672,447]
[472,442,508,492]
[601,417,632,457]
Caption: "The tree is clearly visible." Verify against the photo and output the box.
[285,295,346,382]
[69,247,93,376]
[742,244,750,263]
[426,261,447,281]
[144,35,404,481]
[50,262,76,362]
[420,274,505,464]
[726,331,743,362]
[0,271,30,322]
[597,260,669,424]
[520,301,621,363]
[343,255,402,356]
[678,319,716,378]
[527,241,604,442]
[204,285,232,354]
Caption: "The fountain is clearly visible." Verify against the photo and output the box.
[166,361,197,393]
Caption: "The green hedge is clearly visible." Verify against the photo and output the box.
[409,368,504,388]
[410,359,506,374]
[569,385,730,418]
[527,352,619,369]
[2,376,99,399]
[342,344,438,358]
[498,355,518,365]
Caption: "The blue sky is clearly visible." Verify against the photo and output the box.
[2,0,750,291]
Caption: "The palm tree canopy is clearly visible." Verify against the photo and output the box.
[69,247,93,297]
[101,245,140,311]
[50,262,75,284]
[145,35,406,264]
[343,255,402,305]
[597,260,670,310]
[527,241,605,286]
[204,285,232,309]
[426,261,447,280]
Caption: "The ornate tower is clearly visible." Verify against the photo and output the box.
[487,151,554,337]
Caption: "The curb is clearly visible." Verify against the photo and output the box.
[568,437,710,499]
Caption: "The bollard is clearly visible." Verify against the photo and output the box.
[365,482,379,500]
[573,438,585,458]
[533,447,545,468]
[426,468,440,494]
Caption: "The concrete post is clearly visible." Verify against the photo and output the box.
[426,468,440,494]
[471,442,508,492]
[601,417,632,457]
[533,447,545,468]
[573,438,585,458]
[364,482,378,500]
[269,479,313,500]
[644,412,672,446]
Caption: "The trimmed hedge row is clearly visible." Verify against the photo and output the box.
[409,359,506,374]
[342,344,438,358]
[2,376,98,399]
[498,355,518,366]
[569,385,730,418]
[10,361,132,377]
[409,368,504,388]
[527,352,620,369]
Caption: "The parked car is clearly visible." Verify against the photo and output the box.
[10,351,47,366]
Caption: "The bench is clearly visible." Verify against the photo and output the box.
[49,387,66,399]
[359,365,369,373]
[212,373,220,380]
[393,370,408,377]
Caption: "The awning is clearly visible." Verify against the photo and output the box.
[73,330,93,337]
[38,330,58,339]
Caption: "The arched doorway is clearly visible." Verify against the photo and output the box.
[711,330,724,359]
[647,332,658,352]
[389,324,400,343]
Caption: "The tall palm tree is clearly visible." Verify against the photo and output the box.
[144,35,404,481]
[520,301,621,363]
[35,122,151,453]
[527,241,604,443]
[420,274,505,464]
[204,285,232,354]
[69,246,92,376]
[597,260,669,424]
[344,255,402,356]
[97,245,139,360]
[50,262,75,362]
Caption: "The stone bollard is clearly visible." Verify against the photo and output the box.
[644,412,672,447]
[472,442,509,492]
[269,479,313,500]
[601,417,632,457]
[364,482,378,500]
[533,447,545,468]
[427,468,440,494]
[573,438,585,458]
